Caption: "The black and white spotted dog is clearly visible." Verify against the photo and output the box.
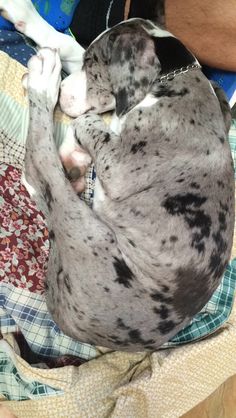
[1,1,234,351]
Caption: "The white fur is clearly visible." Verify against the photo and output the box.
[209,82,217,97]
[0,0,84,73]
[26,49,62,107]
[60,70,90,116]
[21,173,36,197]
[134,94,159,109]
[230,89,236,108]
[59,126,78,158]
[144,19,174,38]
[110,113,127,135]
[93,177,106,212]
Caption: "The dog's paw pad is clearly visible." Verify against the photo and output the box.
[72,176,86,194]
[15,20,26,31]
[61,148,92,177]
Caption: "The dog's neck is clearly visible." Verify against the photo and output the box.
[153,36,201,82]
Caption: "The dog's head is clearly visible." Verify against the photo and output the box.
[59,19,196,117]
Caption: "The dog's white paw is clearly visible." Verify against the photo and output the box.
[0,0,35,31]
[27,48,62,107]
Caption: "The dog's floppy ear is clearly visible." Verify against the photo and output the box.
[107,28,160,116]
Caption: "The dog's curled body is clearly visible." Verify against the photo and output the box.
[22,19,235,350]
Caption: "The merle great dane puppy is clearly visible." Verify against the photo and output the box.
[1,2,234,351]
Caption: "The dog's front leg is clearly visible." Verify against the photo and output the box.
[71,114,139,201]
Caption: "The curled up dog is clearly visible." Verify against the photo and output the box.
[1,2,235,352]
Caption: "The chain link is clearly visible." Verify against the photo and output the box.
[158,63,202,83]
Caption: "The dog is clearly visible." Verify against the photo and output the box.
[0,1,234,352]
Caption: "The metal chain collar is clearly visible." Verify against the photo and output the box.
[157,62,202,83]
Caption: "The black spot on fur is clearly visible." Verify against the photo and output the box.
[190,182,200,189]
[128,329,141,342]
[150,291,173,304]
[131,208,142,217]
[102,133,111,143]
[218,135,225,144]
[153,304,169,320]
[128,239,136,247]
[162,193,211,253]
[128,329,155,345]
[173,267,213,318]
[49,230,55,240]
[154,86,189,98]
[117,318,130,330]
[115,88,128,116]
[163,193,207,215]
[194,242,205,253]
[158,320,176,335]
[170,235,178,243]
[113,257,134,288]
[131,141,147,154]
[44,183,53,210]
[64,274,72,294]
[218,212,227,231]
[217,180,225,189]
[209,226,228,279]
[220,201,229,212]
[129,64,135,73]
[56,267,63,286]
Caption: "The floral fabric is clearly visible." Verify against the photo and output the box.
[0,164,48,295]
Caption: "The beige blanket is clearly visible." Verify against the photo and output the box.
[1,306,236,418]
